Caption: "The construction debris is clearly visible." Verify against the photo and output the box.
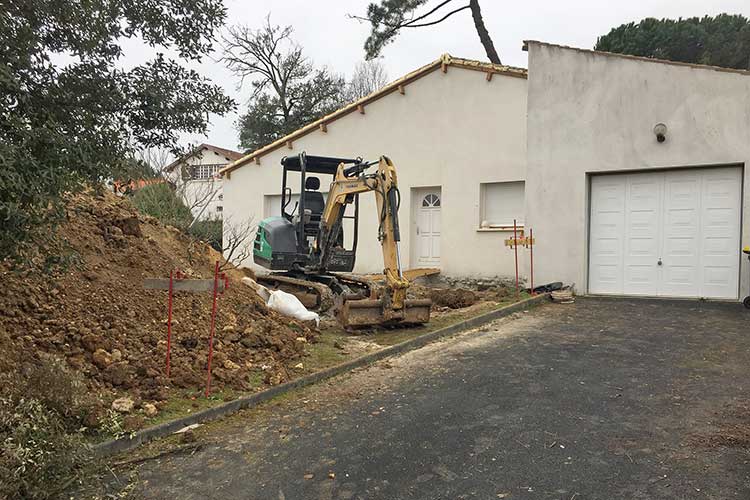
[551,289,575,304]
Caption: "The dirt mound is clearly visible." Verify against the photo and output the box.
[0,191,316,407]
[428,288,478,309]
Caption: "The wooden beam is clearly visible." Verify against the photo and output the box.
[224,171,230,180]
[398,84,405,95]
[441,62,448,73]
[286,140,293,149]
[254,157,260,165]
[319,122,327,133]
[486,71,493,82]
[357,104,365,115]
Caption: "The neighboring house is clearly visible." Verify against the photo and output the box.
[165,144,243,220]
[221,54,528,277]
[524,41,750,302]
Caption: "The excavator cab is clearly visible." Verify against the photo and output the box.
[254,153,361,272]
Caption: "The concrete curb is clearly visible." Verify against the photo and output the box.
[93,293,549,457]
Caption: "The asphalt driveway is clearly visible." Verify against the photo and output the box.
[110,298,750,499]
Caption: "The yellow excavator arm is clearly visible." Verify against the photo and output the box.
[315,157,430,326]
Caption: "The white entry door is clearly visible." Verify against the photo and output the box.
[414,189,441,268]
[589,167,742,299]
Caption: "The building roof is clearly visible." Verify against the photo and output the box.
[221,54,527,177]
[523,40,750,77]
[165,143,244,172]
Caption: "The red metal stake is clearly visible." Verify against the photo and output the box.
[513,219,519,297]
[529,228,535,296]
[166,269,174,377]
[205,260,221,397]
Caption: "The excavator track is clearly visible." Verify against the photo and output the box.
[256,272,378,316]
[256,274,334,312]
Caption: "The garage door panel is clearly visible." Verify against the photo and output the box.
[704,266,732,285]
[628,237,657,256]
[703,236,734,256]
[590,167,741,299]
[592,237,622,255]
[662,265,697,287]
[662,237,697,257]
[704,208,734,231]
[591,264,621,293]
[622,174,660,295]
[700,168,742,298]
[589,176,625,294]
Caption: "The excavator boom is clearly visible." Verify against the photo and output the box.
[316,157,431,327]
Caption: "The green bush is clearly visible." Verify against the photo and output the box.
[131,183,194,230]
[188,219,223,251]
[0,358,95,499]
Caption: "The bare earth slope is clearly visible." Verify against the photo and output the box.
[0,191,316,407]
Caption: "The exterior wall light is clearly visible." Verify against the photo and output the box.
[653,123,667,143]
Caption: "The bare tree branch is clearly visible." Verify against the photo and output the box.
[405,5,470,28]
[345,60,389,101]
[221,216,256,270]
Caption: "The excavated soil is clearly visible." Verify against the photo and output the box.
[408,282,514,310]
[0,191,317,409]
[428,288,478,309]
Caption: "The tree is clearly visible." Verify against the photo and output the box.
[346,60,390,101]
[0,0,235,261]
[354,0,500,64]
[222,18,348,152]
[596,14,750,70]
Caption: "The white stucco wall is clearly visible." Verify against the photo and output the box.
[525,43,750,298]
[169,148,227,220]
[223,65,528,277]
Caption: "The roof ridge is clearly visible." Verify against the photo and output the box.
[523,40,750,77]
[221,54,527,176]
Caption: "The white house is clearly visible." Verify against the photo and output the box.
[221,54,528,277]
[524,41,750,302]
[165,143,243,220]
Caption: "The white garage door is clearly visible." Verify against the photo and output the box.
[589,167,742,299]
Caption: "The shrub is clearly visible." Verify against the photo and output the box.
[131,183,194,230]
[188,219,223,251]
[0,358,96,499]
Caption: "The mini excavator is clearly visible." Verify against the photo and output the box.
[253,152,431,327]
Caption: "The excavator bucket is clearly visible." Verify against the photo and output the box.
[335,295,432,328]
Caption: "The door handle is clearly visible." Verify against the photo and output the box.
[416,227,420,235]
[657,258,663,266]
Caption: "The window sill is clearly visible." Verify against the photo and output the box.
[477,225,524,232]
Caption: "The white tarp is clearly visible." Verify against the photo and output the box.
[242,277,320,326]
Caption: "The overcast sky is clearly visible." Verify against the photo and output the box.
[138,0,750,152]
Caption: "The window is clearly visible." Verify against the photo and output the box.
[422,193,440,207]
[218,194,223,201]
[216,206,223,212]
[480,181,524,228]
[190,164,222,180]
